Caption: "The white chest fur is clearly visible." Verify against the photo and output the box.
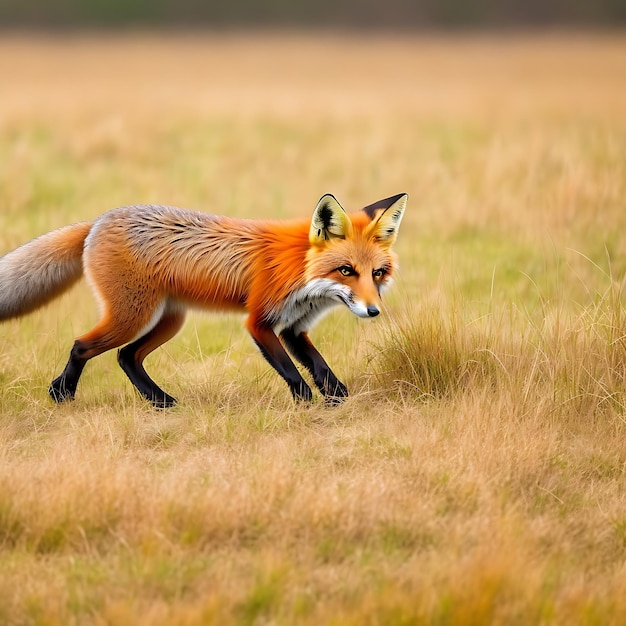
[272,278,350,335]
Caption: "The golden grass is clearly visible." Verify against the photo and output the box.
[1,31,626,625]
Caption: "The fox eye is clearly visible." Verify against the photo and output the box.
[337,265,356,277]
[372,268,387,280]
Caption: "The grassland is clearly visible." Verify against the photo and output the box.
[1,32,626,624]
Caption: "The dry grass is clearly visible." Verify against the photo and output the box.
[1,31,626,625]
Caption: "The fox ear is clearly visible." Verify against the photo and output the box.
[309,194,352,244]
[363,193,408,245]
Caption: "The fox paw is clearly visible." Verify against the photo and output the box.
[324,380,348,406]
[149,393,178,409]
[48,379,75,403]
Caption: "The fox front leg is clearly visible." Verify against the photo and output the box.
[280,328,348,404]
[246,322,313,402]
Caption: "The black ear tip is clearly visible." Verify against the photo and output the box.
[361,192,407,219]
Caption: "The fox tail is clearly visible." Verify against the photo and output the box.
[0,222,93,321]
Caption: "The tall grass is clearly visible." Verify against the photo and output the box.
[376,276,626,419]
[0,32,626,625]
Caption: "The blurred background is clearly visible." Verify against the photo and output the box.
[0,0,624,29]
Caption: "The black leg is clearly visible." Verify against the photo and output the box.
[117,310,185,408]
[118,347,177,408]
[280,328,348,404]
[49,341,88,402]
[247,323,313,402]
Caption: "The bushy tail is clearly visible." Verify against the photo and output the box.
[0,222,93,321]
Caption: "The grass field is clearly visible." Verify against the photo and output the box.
[1,32,626,624]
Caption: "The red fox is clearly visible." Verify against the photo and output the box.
[0,193,407,407]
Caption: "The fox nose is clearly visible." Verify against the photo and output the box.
[367,305,380,318]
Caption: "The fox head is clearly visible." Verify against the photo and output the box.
[305,192,407,319]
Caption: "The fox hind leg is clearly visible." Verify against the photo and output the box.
[49,298,174,405]
[49,312,141,404]
[117,306,186,408]
[49,345,88,403]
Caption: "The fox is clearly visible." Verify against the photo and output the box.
[0,192,407,408]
